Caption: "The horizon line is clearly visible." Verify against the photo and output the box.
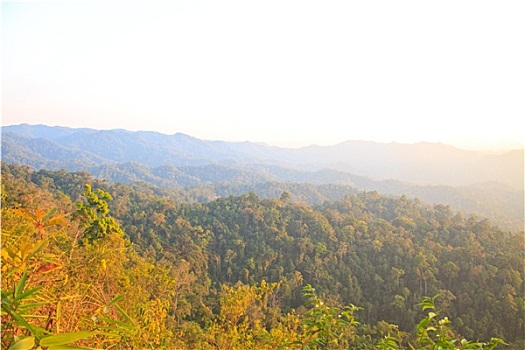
[2,122,523,153]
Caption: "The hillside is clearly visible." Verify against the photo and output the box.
[1,163,523,348]
[2,124,523,231]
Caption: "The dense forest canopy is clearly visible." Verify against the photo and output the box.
[1,162,523,349]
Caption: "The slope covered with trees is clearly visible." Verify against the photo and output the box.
[3,125,523,232]
[1,163,523,349]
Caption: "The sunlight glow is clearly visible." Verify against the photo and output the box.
[3,1,524,150]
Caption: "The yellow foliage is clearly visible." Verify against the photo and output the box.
[137,298,173,347]
[12,207,68,234]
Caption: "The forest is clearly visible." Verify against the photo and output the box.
[1,162,523,349]
[3,125,524,233]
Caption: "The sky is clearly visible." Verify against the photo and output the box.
[2,0,524,150]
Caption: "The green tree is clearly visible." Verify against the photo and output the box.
[74,184,124,243]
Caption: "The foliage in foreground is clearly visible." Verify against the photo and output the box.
[0,206,509,350]
[1,163,522,348]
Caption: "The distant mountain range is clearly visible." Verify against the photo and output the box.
[2,124,523,231]
[2,124,523,188]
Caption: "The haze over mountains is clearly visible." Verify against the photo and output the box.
[3,124,522,187]
[2,124,523,231]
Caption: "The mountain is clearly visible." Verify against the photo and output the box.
[2,124,289,167]
[289,141,523,189]
[2,124,523,231]
[2,124,523,189]
[1,131,107,169]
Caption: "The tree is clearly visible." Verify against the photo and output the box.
[74,184,123,243]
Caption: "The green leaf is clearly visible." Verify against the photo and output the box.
[98,317,134,329]
[114,304,135,327]
[14,286,42,302]
[107,295,123,306]
[17,301,48,312]
[4,307,36,334]
[417,318,429,330]
[14,272,28,298]
[2,294,14,307]
[8,336,35,350]
[26,240,49,260]
[39,331,95,346]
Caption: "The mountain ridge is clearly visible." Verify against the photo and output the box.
[3,123,521,189]
[4,123,517,153]
[2,124,523,231]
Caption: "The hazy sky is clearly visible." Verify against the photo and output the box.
[2,1,524,150]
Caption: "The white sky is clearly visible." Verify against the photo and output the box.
[2,1,524,150]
